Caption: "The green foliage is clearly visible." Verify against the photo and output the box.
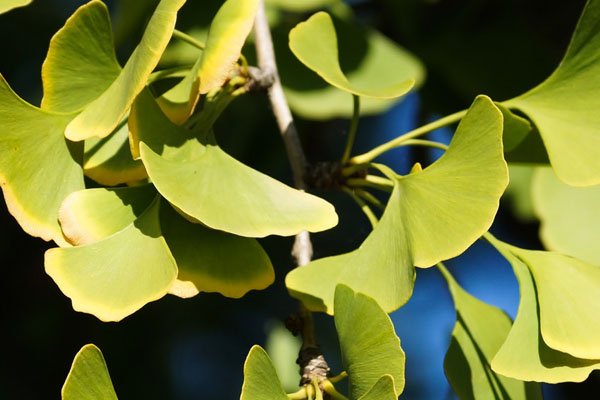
[1,0,599,398]
[0,0,30,14]
[62,344,118,400]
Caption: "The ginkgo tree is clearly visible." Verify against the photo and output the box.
[0,0,599,398]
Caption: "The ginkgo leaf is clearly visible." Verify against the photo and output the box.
[495,102,531,153]
[0,0,31,14]
[533,167,600,265]
[131,89,338,238]
[289,12,415,99]
[83,119,147,186]
[157,0,258,123]
[279,15,424,119]
[488,237,600,382]
[439,265,542,400]
[286,96,507,313]
[357,375,397,400]
[58,185,156,245]
[503,0,600,186]
[240,346,289,400]
[0,75,84,245]
[508,245,600,360]
[41,0,121,113]
[160,203,275,299]
[45,197,178,322]
[64,0,186,141]
[266,0,339,12]
[62,344,118,400]
[334,285,405,399]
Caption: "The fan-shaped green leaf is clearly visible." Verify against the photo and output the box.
[280,16,424,119]
[503,0,600,186]
[0,75,84,245]
[358,375,397,400]
[240,346,289,400]
[439,265,542,400]
[58,185,155,245]
[508,245,600,360]
[334,285,404,399]
[289,12,416,99]
[533,167,600,265]
[62,344,118,400]
[0,0,31,14]
[64,0,186,141]
[131,89,338,238]
[286,96,507,313]
[45,197,177,322]
[160,203,274,299]
[41,0,121,113]
[83,119,147,186]
[488,237,600,382]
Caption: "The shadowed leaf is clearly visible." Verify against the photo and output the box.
[45,197,177,322]
[440,266,542,399]
[533,167,600,265]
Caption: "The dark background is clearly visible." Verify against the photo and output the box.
[0,0,598,398]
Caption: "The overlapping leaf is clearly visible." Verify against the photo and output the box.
[488,237,600,382]
[0,0,31,14]
[286,96,507,313]
[131,89,338,238]
[289,12,417,100]
[240,346,289,400]
[503,0,600,186]
[280,15,424,119]
[0,76,84,245]
[58,185,156,245]
[358,375,397,400]
[439,265,542,399]
[160,203,274,299]
[533,167,600,265]
[45,197,178,322]
[62,344,118,400]
[61,0,186,141]
[83,119,147,186]
[334,285,404,399]
[158,0,259,123]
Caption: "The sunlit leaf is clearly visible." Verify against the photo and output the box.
[286,96,507,313]
[488,237,600,382]
[41,0,121,113]
[503,0,600,186]
[0,75,84,245]
[240,346,289,400]
[280,16,424,119]
[58,185,155,245]
[0,0,31,14]
[289,12,416,99]
[198,0,258,94]
[131,89,338,238]
[495,102,531,153]
[62,344,117,400]
[45,197,177,322]
[440,266,542,399]
[158,0,258,123]
[334,285,404,398]
[64,0,186,141]
[83,118,147,186]
[533,167,600,265]
[160,203,275,299]
[357,375,397,400]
